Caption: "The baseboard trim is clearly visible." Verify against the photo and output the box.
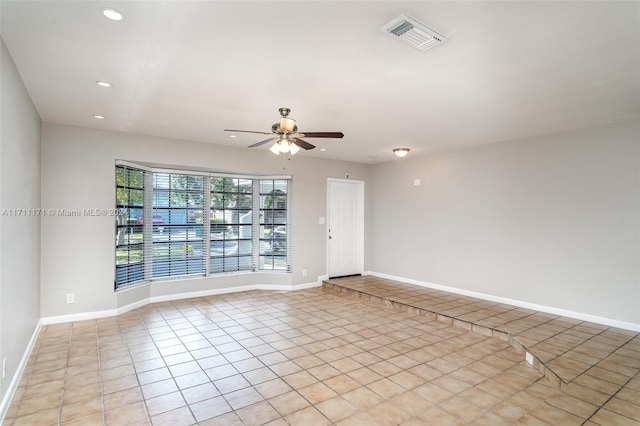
[0,320,42,423]
[364,271,640,332]
[41,280,322,325]
[149,281,321,304]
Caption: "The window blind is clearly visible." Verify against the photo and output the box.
[209,177,253,273]
[259,179,291,272]
[115,165,145,288]
[151,172,205,279]
[114,162,292,290]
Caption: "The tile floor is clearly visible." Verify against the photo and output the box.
[2,277,639,425]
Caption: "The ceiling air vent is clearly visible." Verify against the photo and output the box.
[381,14,448,52]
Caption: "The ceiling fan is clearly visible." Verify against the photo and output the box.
[224,107,344,155]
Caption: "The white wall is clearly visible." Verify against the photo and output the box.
[0,38,41,407]
[40,123,370,318]
[370,119,640,326]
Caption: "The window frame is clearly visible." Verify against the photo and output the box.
[114,161,292,291]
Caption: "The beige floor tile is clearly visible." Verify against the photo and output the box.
[234,401,280,426]
[335,411,379,426]
[323,374,361,394]
[342,386,385,410]
[102,374,139,395]
[22,379,64,399]
[616,386,640,405]
[284,406,330,425]
[527,402,584,425]
[12,407,60,426]
[60,412,104,425]
[367,401,412,425]
[205,411,244,425]
[298,382,338,404]
[253,378,292,399]
[604,397,640,422]
[212,373,250,394]
[282,370,318,389]
[149,406,195,426]
[389,391,433,416]
[575,373,624,395]
[15,392,62,417]
[103,387,144,411]
[545,391,598,419]
[459,386,503,410]
[367,377,406,399]
[307,363,342,381]
[60,397,102,423]
[315,396,359,423]
[144,391,185,417]
[189,396,232,423]
[590,408,640,426]
[7,280,640,426]
[416,406,465,425]
[346,367,383,385]
[104,401,148,425]
[225,386,264,410]
[491,401,529,422]
[268,390,311,416]
[140,378,178,400]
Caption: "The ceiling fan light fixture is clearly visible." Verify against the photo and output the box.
[269,141,281,155]
[279,140,291,154]
[289,141,300,155]
[393,148,410,158]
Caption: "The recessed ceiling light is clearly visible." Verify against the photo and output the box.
[93,114,105,119]
[228,134,237,138]
[96,81,112,88]
[101,8,124,21]
[369,155,378,160]
[320,148,326,152]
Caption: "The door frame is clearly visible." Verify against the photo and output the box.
[326,178,365,278]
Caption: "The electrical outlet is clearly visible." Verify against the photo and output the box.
[525,351,534,365]
[2,357,6,379]
[66,293,74,304]
[302,269,308,277]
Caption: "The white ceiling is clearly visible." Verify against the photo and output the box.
[1,1,638,163]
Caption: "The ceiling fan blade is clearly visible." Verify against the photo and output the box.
[291,138,315,150]
[297,132,344,138]
[224,129,273,135]
[248,137,277,148]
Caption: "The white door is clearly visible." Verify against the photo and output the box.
[328,179,364,278]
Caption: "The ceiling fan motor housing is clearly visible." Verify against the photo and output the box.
[272,122,298,134]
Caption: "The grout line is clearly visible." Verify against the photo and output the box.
[583,369,640,424]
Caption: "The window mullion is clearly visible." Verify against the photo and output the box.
[203,179,211,276]
[286,179,292,272]
[252,179,260,272]
[143,171,153,281]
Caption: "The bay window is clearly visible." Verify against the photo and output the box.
[115,162,291,290]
